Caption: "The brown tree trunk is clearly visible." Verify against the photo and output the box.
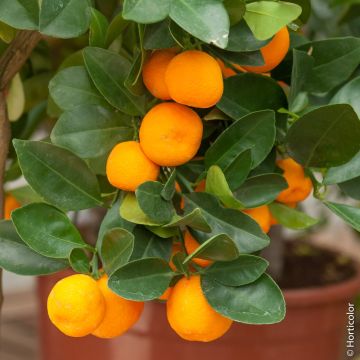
[0,30,42,315]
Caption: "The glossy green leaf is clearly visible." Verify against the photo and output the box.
[83,47,145,116]
[9,185,43,205]
[184,233,239,263]
[206,165,244,209]
[69,249,90,274]
[109,258,173,301]
[100,228,134,275]
[330,76,360,117]
[286,104,360,168]
[120,193,162,226]
[13,139,103,211]
[204,255,268,286]
[226,21,270,51]
[208,46,264,66]
[234,174,288,208]
[169,0,230,49]
[299,37,360,94]
[0,220,68,275]
[161,170,177,201]
[146,225,178,239]
[324,151,360,185]
[205,110,276,170]
[217,74,287,120]
[136,182,175,224]
[49,66,108,111]
[144,20,177,49]
[224,0,246,25]
[51,105,134,159]
[131,226,172,261]
[164,208,211,233]
[12,203,86,258]
[339,177,360,200]
[269,203,319,230]
[184,193,270,253]
[89,8,109,48]
[105,12,130,47]
[201,273,285,324]
[324,201,360,232]
[0,21,17,43]
[244,1,302,40]
[123,0,170,23]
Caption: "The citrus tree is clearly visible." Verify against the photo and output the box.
[0,0,360,342]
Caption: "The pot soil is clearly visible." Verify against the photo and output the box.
[38,241,360,360]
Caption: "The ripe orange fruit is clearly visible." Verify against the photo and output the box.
[276,158,312,203]
[4,194,20,220]
[139,102,203,166]
[47,274,105,337]
[92,275,144,338]
[243,27,290,73]
[243,205,272,233]
[106,141,159,192]
[217,59,247,78]
[142,49,177,100]
[167,275,232,342]
[165,50,223,108]
[159,287,172,301]
[184,230,212,267]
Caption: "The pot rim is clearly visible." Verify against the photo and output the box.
[282,264,360,307]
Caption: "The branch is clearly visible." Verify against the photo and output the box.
[0,29,42,314]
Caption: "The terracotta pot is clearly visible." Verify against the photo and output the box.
[37,267,360,360]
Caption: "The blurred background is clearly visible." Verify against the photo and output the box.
[1,0,360,359]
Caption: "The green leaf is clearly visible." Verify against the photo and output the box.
[330,76,360,117]
[204,255,268,286]
[89,8,109,48]
[201,273,285,324]
[184,193,270,253]
[234,174,288,208]
[120,193,162,226]
[286,104,360,168]
[244,1,302,40]
[100,228,134,275]
[161,170,177,201]
[69,248,90,274]
[324,201,360,232]
[49,66,108,111]
[13,139,103,211]
[0,220,68,275]
[324,151,360,185]
[144,20,177,50]
[226,21,270,52]
[9,185,43,205]
[11,203,86,258]
[208,46,264,67]
[105,12,130,47]
[269,203,319,230]
[298,37,360,94]
[124,49,146,96]
[205,110,276,170]
[224,0,246,25]
[131,226,172,261]
[217,74,287,120]
[6,73,25,122]
[287,0,311,23]
[83,47,145,116]
[51,105,134,159]
[136,181,175,224]
[123,0,170,23]
[206,165,244,209]
[223,149,252,191]
[109,258,173,301]
[169,0,230,49]
[339,178,360,200]
[164,208,211,232]
[0,21,17,43]
[184,233,239,263]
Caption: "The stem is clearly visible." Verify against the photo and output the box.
[0,30,42,316]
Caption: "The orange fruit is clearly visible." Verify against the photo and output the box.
[159,287,172,301]
[92,275,144,338]
[276,158,312,203]
[194,179,206,192]
[142,49,177,100]
[47,274,105,337]
[184,230,212,267]
[106,141,159,192]
[243,205,272,233]
[243,27,290,73]
[4,194,20,220]
[165,50,223,108]
[139,102,203,166]
[167,275,232,342]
